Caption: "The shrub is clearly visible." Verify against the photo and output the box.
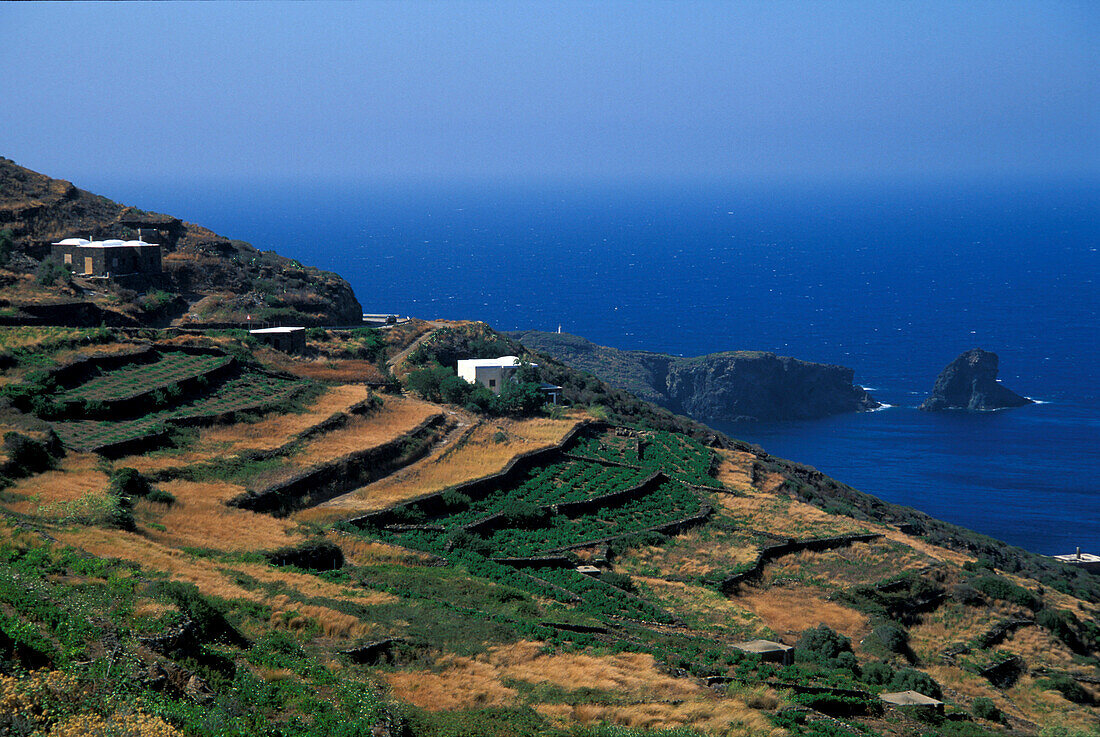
[263,540,345,571]
[1036,608,1092,654]
[970,574,1041,610]
[795,624,859,674]
[45,491,133,529]
[110,467,151,498]
[495,378,545,415]
[439,488,471,511]
[867,622,910,657]
[445,530,492,557]
[35,258,70,286]
[388,504,426,524]
[406,364,455,403]
[145,487,176,505]
[862,661,893,686]
[972,696,1002,722]
[600,571,637,593]
[950,583,986,606]
[889,667,942,699]
[2,431,58,477]
[861,662,941,698]
[498,500,549,527]
[1039,674,1092,704]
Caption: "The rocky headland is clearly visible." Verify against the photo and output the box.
[919,348,1033,411]
[510,330,880,422]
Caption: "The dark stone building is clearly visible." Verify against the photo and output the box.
[51,238,162,277]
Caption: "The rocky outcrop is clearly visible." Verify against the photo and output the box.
[510,330,879,422]
[920,349,1033,411]
[664,352,880,421]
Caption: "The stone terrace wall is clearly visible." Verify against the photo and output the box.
[349,419,595,528]
[229,413,453,516]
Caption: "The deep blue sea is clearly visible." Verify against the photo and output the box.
[101,178,1099,555]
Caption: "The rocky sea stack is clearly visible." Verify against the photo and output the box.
[920,348,1033,411]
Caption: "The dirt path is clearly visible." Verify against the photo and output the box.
[387,322,444,371]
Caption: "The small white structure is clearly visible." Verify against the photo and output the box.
[1051,548,1100,574]
[880,690,944,713]
[731,639,793,666]
[250,326,306,353]
[456,356,534,395]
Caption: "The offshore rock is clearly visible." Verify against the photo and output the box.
[509,330,880,422]
[920,348,1033,411]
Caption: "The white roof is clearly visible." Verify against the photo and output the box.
[250,327,306,334]
[1053,552,1100,564]
[52,238,157,248]
[732,639,792,654]
[880,690,943,706]
[457,355,529,368]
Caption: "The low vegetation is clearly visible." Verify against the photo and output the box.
[0,325,1095,737]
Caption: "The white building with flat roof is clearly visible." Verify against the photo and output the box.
[249,326,306,353]
[456,356,535,395]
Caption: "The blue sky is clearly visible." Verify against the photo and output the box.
[1,1,1096,186]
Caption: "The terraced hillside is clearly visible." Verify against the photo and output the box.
[0,326,1097,737]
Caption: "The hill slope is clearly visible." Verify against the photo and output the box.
[0,324,1096,737]
[0,157,362,326]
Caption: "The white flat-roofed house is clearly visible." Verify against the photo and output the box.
[249,326,307,353]
[730,639,793,666]
[1051,548,1100,574]
[456,355,534,395]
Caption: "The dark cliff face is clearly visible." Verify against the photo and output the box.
[919,348,1033,411]
[510,330,880,422]
[664,352,880,421]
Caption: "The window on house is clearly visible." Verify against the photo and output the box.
[63,254,72,265]
[488,379,496,388]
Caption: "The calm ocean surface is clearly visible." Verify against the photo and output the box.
[104,179,1099,555]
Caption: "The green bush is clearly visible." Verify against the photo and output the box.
[498,500,549,527]
[440,488,472,511]
[862,662,941,698]
[110,467,151,498]
[137,289,177,313]
[146,487,176,505]
[1036,608,1094,654]
[971,696,1002,722]
[866,622,910,657]
[600,571,637,593]
[407,364,456,403]
[263,540,345,571]
[889,667,942,699]
[1039,674,1092,704]
[2,431,58,477]
[970,574,1041,610]
[35,258,70,286]
[795,624,859,674]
